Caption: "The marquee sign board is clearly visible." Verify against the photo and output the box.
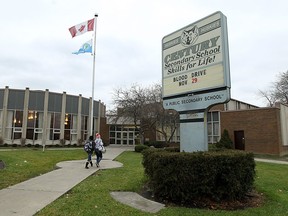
[162,11,230,111]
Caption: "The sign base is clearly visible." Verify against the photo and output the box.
[180,111,208,152]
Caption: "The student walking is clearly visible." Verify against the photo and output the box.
[94,133,104,167]
[84,136,95,169]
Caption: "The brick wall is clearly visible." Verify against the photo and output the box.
[220,107,282,155]
[100,117,109,145]
[209,104,225,112]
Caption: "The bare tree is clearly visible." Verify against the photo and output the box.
[259,70,288,106]
[111,83,179,143]
[274,71,288,103]
[258,89,276,107]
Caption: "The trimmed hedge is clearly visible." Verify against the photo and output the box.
[134,144,149,152]
[142,149,255,204]
[144,141,168,148]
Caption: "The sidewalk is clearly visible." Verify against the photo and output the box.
[254,158,288,165]
[0,147,130,216]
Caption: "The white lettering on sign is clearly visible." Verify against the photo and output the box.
[164,93,225,108]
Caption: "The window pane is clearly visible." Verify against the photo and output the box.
[207,112,211,122]
[64,114,71,129]
[110,125,116,131]
[213,122,219,135]
[207,123,212,135]
[212,112,219,121]
[26,129,34,139]
[110,131,115,137]
[27,111,35,127]
[54,113,61,129]
[14,132,21,139]
[14,110,23,127]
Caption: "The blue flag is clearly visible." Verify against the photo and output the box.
[72,39,92,55]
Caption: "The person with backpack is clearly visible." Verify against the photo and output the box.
[84,135,95,169]
[94,133,105,167]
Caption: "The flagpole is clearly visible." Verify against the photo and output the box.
[91,13,98,136]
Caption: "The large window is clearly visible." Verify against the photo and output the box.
[81,115,88,142]
[47,112,61,141]
[207,111,220,144]
[5,110,23,140]
[64,113,78,143]
[26,111,43,143]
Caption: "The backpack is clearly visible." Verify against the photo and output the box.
[84,141,93,153]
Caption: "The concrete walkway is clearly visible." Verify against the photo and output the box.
[0,146,165,216]
[254,158,288,165]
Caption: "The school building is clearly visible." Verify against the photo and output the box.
[0,87,287,156]
[0,87,106,146]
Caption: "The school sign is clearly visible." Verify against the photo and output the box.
[162,11,230,112]
[162,11,231,152]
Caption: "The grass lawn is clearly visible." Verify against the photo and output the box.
[1,149,288,215]
[0,148,86,189]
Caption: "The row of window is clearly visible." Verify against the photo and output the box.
[0,110,91,144]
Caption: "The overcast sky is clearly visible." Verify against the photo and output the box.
[0,0,287,110]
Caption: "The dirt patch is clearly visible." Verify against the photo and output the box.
[139,185,264,210]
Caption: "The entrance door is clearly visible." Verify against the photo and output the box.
[234,130,245,150]
[122,132,135,145]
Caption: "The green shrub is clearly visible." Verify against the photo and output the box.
[144,141,168,148]
[142,149,255,204]
[164,146,180,152]
[216,129,233,149]
[134,144,149,152]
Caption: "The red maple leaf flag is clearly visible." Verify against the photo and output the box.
[69,18,94,38]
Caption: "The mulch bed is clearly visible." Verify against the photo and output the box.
[139,185,264,210]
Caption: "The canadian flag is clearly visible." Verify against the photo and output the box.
[69,18,94,38]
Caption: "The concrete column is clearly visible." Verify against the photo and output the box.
[60,92,66,141]
[88,97,92,136]
[77,94,82,143]
[21,87,30,139]
[42,89,49,147]
[1,86,9,140]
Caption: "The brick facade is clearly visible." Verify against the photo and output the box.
[220,107,283,155]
